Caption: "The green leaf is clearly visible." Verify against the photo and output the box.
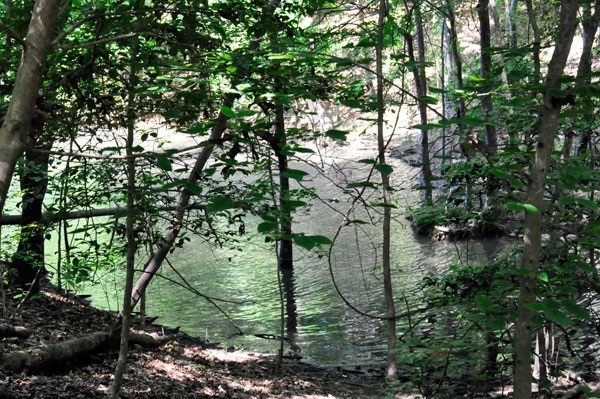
[310,235,332,245]
[280,169,309,181]
[340,99,362,108]
[358,158,376,164]
[182,182,203,196]
[325,129,348,140]
[558,196,575,206]
[346,219,369,225]
[523,302,545,312]
[268,53,295,60]
[475,295,492,310]
[412,123,442,131]
[156,155,172,172]
[257,222,278,233]
[488,315,506,331]
[206,196,235,212]
[577,198,598,211]
[509,178,524,190]
[523,204,539,213]
[506,202,525,211]
[544,308,569,325]
[292,147,315,153]
[373,202,397,208]
[536,272,549,282]
[489,168,510,179]
[419,95,438,105]
[293,235,316,250]
[293,234,332,250]
[220,105,236,118]
[450,117,486,126]
[374,164,394,176]
[238,110,258,117]
[561,299,590,320]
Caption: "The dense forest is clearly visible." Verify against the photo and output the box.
[0,0,599,398]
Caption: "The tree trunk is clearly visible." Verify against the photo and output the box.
[513,3,578,398]
[524,0,541,86]
[478,0,498,154]
[376,0,397,380]
[129,35,264,312]
[489,0,514,141]
[575,2,600,155]
[0,0,60,216]
[12,135,53,295]
[111,3,142,394]
[414,5,433,204]
[506,0,518,48]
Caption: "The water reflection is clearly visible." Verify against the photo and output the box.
[72,157,508,367]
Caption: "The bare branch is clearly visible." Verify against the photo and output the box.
[56,31,194,50]
[31,140,213,160]
[0,19,26,47]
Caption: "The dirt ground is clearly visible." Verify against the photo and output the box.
[0,285,386,399]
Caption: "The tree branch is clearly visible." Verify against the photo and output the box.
[56,31,194,50]
[0,19,26,47]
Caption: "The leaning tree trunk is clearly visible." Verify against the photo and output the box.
[129,36,264,312]
[0,0,60,216]
[376,0,398,380]
[513,3,578,398]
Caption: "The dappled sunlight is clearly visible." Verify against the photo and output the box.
[201,348,264,363]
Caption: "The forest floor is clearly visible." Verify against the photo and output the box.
[0,283,389,399]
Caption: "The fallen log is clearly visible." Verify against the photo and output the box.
[0,324,31,339]
[129,332,171,348]
[0,330,171,372]
[1,331,110,372]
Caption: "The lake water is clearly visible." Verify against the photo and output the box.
[45,142,510,367]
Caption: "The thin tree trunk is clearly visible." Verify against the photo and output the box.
[0,0,60,216]
[506,0,518,48]
[12,134,53,295]
[111,1,142,395]
[489,0,514,141]
[513,3,578,398]
[414,5,433,204]
[478,0,498,154]
[376,0,397,380]
[525,0,541,85]
[575,2,600,155]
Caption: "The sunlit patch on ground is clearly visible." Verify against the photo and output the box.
[201,348,263,363]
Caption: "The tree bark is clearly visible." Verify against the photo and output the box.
[1,332,111,372]
[575,1,600,155]
[524,0,541,85]
[477,0,498,154]
[111,2,142,394]
[376,0,397,380]
[0,0,60,216]
[513,2,578,398]
[413,5,433,204]
[12,134,53,295]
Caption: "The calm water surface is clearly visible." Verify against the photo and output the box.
[65,151,509,367]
